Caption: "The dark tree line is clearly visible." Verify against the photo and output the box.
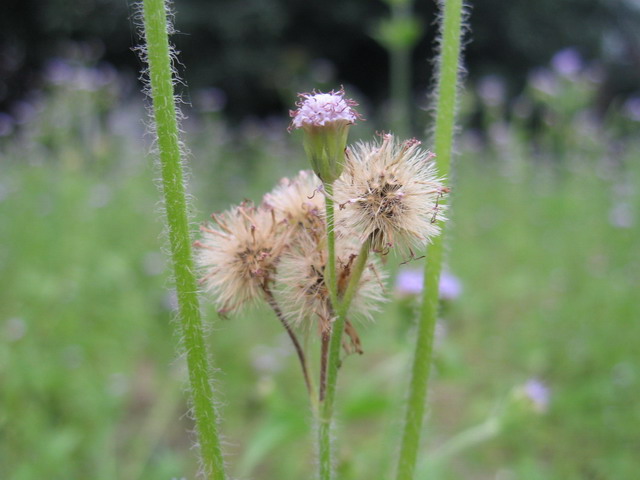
[1,0,638,119]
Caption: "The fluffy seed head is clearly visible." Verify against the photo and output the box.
[195,202,289,315]
[276,230,386,333]
[334,134,448,253]
[262,170,325,231]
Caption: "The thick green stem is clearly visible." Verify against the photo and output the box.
[318,239,371,480]
[395,1,464,479]
[395,235,443,480]
[140,1,226,478]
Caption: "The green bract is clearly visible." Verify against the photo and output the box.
[301,121,351,184]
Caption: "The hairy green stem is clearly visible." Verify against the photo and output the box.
[318,239,371,480]
[140,1,226,478]
[319,184,338,402]
[395,0,464,479]
[323,184,339,309]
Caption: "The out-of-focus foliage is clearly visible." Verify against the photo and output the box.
[2,0,639,119]
[1,47,639,478]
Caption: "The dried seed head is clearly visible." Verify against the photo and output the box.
[195,202,289,315]
[333,133,448,253]
[276,229,386,333]
[262,170,325,231]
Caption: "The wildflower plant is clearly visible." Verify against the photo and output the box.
[139,0,464,478]
[194,87,451,478]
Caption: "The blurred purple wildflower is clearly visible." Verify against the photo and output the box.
[12,101,40,125]
[395,268,462,300]
[251,344,284,374]
[251,334,294,375]
[142,251,165,277]
[551,48,583,78]
[524,378,550,413]
[395,268,423,295]
[44,58,117,92]
[0,113,14,137]
[196,87,227,113]
[477,75,506,107]
[488,122,510,147]
[529,68,558,96]
[4,317,27,342]
[609,202,634,229]
[45,58,76,85]
[623,97,640,122]
[440,271,463,300]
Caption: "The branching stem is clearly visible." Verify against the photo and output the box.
[262,284,315,401]
[318,238,372,480]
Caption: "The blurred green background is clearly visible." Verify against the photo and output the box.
[1,0,639,479]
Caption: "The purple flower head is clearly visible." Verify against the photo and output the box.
[523,378,550,413]
[551,48,583,78]
[395,268,462,300]
[289,88,362,183]
[290,88,360,130]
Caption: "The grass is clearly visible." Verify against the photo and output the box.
[1,80,639,479]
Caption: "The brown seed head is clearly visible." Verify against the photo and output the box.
[195,202,289,315]
[333,134,447,253]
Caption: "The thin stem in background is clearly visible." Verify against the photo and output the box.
[395,0,465,479]
[320,329,330,402]
[389,1,415,139]
[391,44,412,138]
[424,417,500,468]
[318,238,372,480]
[140,0,226,478]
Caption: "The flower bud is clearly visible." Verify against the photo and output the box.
[289,88,361,184]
